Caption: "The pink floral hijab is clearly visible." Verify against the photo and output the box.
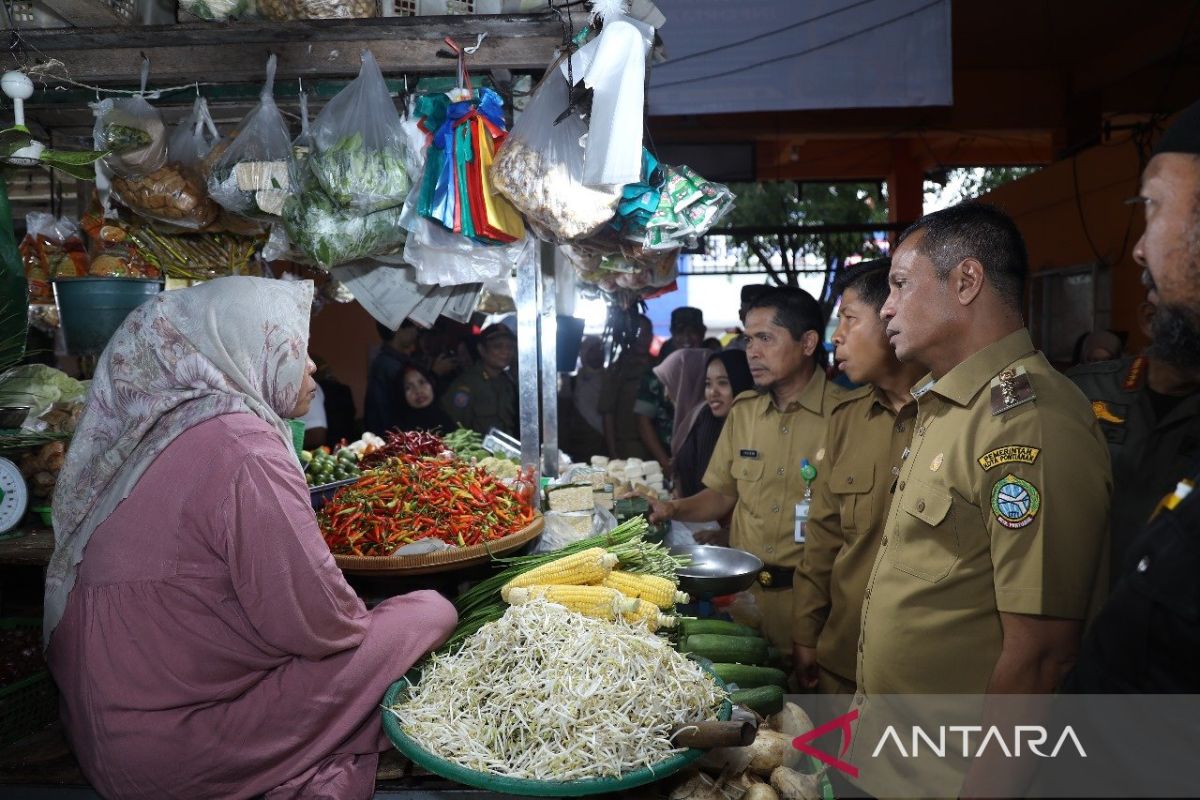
[44,276,314,645]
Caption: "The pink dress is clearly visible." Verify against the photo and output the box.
[47,414,457,799]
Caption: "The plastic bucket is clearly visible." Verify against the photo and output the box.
[52,278,163,356]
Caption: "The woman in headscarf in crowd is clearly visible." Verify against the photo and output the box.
[43,277,456,800]
[393,361,455,434]
[672,350,754,500]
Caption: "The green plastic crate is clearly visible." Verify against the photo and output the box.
[0,618,58,747]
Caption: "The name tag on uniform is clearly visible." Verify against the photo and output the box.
[794,500,810,543]
[740,449,759,459]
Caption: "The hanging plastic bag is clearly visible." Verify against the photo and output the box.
[207,55,293,220]
[281,187,406,269]
[258,0,374,20]
[308,50,407,212]
[93,62,167,178]
[20,214,89,303]
[168,97,221,165]
[491,55,621,243]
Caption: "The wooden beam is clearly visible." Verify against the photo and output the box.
[17,14,562,83]
[33,0,124,27]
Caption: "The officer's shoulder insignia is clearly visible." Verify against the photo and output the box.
[1122,356,1148,392]
[978,445,1041,470]
[1091,400,1126,424]
[991,473,1040,529]
[451,389,471,408]
[990,365,1036,415]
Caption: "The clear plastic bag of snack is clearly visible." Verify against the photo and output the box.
[93,65,167,178]
[207,55,293,220]
[491,55,620,243]
[20,214,89,303]
[308,51,407,212]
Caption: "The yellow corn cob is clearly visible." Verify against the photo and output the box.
[602,570,690,609]
[623,598,678,632]
[505,584,640,620]
[501,547,618,594]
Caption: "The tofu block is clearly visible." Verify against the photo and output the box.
[546,484,595,513]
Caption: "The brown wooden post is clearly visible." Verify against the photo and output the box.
[886,139,924,246]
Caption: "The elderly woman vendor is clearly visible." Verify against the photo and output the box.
[42,277,456,799]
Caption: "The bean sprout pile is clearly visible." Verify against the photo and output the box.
[390,601,725,781]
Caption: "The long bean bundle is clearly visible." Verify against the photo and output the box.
[392,601,724,781]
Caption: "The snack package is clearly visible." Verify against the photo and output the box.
[93,96,167,178]
[308,50,408,213]
[207,55,293,220]
[79,209,159,280]
[20,214,89,303]
[491,55,621,243]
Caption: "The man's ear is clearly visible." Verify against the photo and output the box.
[956,258,986,306]
[802,329,820,357]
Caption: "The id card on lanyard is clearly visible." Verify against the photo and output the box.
[795,458,817,543]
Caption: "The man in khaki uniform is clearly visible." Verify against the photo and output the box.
[442,324,518,437]
[792,259,926,696]
[848,204,1111,799]
[649,288,848,649]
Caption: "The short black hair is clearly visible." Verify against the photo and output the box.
[746,287,829,367]
[897,202,1028,311]
[376,321,396,342]
[832,258,891,312]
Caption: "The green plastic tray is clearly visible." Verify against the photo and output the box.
[381,664,733,796]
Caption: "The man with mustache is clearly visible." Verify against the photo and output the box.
[649,288,849,651]
[847,203,1111,799]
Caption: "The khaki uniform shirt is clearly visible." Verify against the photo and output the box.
[442,363,518,438]
[792,385,918,688]
[1068,355,1200,575]
[848,329,1111,798]
[703,368,848,648]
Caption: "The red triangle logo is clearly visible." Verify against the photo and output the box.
[791,708,860,778]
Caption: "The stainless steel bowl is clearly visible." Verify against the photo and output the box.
[670,544,765,598]
[0,406,30,429]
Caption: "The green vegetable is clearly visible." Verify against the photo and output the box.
[677,618,759,638]
[729,685,785,716]
[282,179,406,269]
[309,133,409,213]
[101,124,152,154]
[710,663,788,689]
[0,365,86,419]
[680,634,770,665]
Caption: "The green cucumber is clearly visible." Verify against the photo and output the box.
[711,663,789,689]
[730,685,785,716]
[681,633,770,665]
[677,618,759,638]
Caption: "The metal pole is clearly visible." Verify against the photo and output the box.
[516,241,541,475]
[539,240,558,478]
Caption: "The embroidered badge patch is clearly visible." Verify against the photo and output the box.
[991,474,1040,529]
[977,445,1041,471]
[452,390,471,409]
[1091,400,1126,425]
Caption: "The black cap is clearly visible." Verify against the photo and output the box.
[740,284,771,306]
[480,323,516,344]
[670,306,705,331]
[1154,98,1200,156]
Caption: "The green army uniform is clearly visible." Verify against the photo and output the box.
[847,329,1111,798]
[597,354,653,459]
[792,385,918,695]
[702,369,849,650]
[1068,355,1200,575]
[442,362,518,438]
[633,370,675,451]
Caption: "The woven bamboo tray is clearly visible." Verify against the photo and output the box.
[331,515,543,576]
